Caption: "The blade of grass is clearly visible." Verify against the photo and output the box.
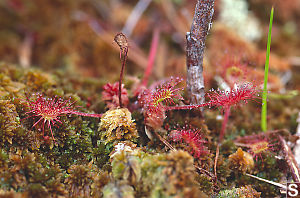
[261,7,274,132]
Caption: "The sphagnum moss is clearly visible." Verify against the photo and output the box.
[0,100,21,146]
[99,108,138,144]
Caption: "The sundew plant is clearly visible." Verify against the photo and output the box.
[0,1,296,197]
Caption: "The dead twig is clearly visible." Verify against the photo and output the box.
[122,0,152,37]
[186,0,215,111]
[214,144,219,179]
[279,135,300,182]
[245,173,286,190]
[153,130,175,151]
[294,112,300,165]
[114,33,129,108]
[19,32,33,68]
[161,0,189,48]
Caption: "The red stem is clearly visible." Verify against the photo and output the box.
[69,111,102,118]
[219,107,230,142]
[142,28,160,87]
[165,102,210,111]
[119,48,128,108]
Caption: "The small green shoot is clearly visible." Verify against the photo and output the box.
[261,7,274,132]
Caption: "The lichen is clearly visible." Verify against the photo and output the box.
[219,0,262,41]
[111,149,141,186]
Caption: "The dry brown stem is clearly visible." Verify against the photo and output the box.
[214,144,219,179]
[279,135,300,182]
[122,0,152,36]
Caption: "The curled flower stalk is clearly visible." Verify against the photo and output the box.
[114,33,129,108]
[23,93,102,142]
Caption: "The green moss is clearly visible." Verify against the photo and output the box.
[216,185,261,198]
[0,55,296,197]
[196,174,214,195]
[102,181,135,198]
[65,162,100,197]
[108,149,209,197]
[215,155,231,185]
[0,149,65,196]
[111,150,141,186]
[0,100,20,145]
[221,140,237,156]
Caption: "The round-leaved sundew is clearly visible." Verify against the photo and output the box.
[22,93,102,143]
[207,82,260,111]
[23,93,75,142]
[169,126,208,159]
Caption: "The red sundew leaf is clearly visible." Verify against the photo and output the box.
[138,77,184,129]
[102,82,129,109]
[247,138,277,161]
[139,77,184,114]
[206,82,260,110]
[169,126,209,159]
[22,93,102,143]
[22,93,76,142]
[216,55,249,86]
[235,134,277,162]
[151,77,184,107]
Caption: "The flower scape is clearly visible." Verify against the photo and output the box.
[0,1,300,198]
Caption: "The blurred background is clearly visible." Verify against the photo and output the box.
[0,0,299,90]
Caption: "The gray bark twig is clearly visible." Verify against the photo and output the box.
[186,0,215,110]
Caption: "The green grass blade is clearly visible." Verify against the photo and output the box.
[261,7,274,132]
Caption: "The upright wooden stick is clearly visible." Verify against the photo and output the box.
[186,0,215,111]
